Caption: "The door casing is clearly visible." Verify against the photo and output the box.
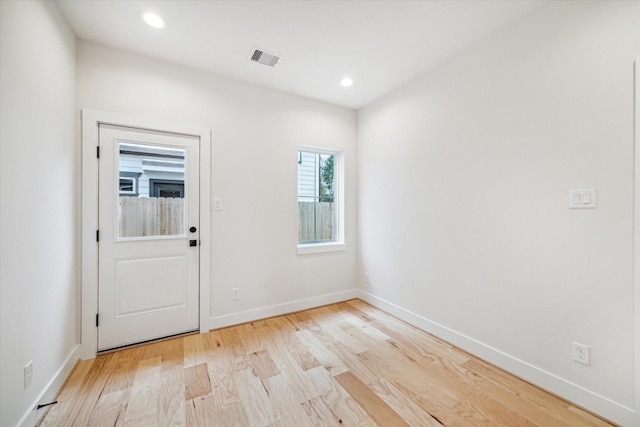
[81,110,211,358]
[634,58,640,426]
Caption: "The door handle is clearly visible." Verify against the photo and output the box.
[190,226,197,233]
[189,240,198,247]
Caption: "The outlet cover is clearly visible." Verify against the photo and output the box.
[572,341,590,365]
[232,288,240,300]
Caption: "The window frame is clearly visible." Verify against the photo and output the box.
[297,145,345,255]
[118,176,137,195]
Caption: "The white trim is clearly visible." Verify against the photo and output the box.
[297,144,343,155]
[297,242,346,255]
[118,176,136,195]
[17,345,81,427]
[357,290,636,426]
[81,110,211,359]
[199,130,212,335]
[208,289,358,330]
[634,57,640,427]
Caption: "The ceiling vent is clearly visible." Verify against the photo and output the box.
[250,49,280,67]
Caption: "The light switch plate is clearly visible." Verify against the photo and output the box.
[569,189,596,209]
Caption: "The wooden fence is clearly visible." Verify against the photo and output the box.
[119,198,332,241]
[298,202,334,242]
[119,197,184,238]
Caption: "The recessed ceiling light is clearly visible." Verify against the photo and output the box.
[141,12,166,29]
[340,77,354,87]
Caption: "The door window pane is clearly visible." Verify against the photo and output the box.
[118,142,186,238]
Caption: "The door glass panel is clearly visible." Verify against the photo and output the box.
[118,142,186,238]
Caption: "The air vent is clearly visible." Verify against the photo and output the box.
[250,49,280,67]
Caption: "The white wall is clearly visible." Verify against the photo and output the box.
[357,1,639,425]
[0,1,78,426]
[77,41,357,329]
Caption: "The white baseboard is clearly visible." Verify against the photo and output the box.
[209,289,359,330]
[357,290,637,427]
[17,344,81,427]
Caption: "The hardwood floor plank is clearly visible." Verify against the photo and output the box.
[210,401,251,427]
[239,321,267,354]
[569,405,616,427]
[185,395,212,427]
[102,347,141,394]
[338,300,375,322]
[86,389,129,427]
[304,395,347,426]
[327,341,379,385]
[219,325,253,375]
[264,371,328,426]
[184,333,212,368]
[369,378,442,427]
[463,357,602,426]
[205,331,245,411]
[159,365,186,426]
[337,321,387,351]
[253,316,314,402]
[185,362,211,400]
[294,328,349,376]
[220,325,250,358]
[334,371,409,427]
[235,368,275,426]
[37,359,94,427]
[307,306,369,354]
[267,316,321,372]
[160,335,185,372]
[332,304,391,343]
[354,418,378,427]
[40,300,615,427]
[65,353,117,426]
[248,349,281,379]
[122,356,162,426]
[302,366,337,399]
[319,374,368,426]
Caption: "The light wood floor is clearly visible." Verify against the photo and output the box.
[39,299,614,426]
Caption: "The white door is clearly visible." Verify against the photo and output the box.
[98,124,200,351]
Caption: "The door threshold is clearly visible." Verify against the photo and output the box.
[97,329,199,355]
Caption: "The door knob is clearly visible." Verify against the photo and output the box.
[189,226,197,233]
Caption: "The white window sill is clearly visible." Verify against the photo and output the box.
[297,242,346,255]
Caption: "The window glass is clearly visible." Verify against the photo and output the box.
[118,142,186,238]
[119,177,136,195]
[298,150,336,244]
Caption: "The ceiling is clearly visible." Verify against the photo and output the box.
[56,0,547,110]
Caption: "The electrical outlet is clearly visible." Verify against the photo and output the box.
[24,361,33,388]
[232,287,240,300]
[572,342,590,366]
[364,273,371,284]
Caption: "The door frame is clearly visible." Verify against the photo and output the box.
[634,58,640,426]
[81,109,211,359]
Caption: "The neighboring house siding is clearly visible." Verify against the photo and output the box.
[119,152,184,198]
[298,151,317,201]
[119,153,142,173]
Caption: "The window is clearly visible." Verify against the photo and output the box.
[149,179,185,198]
[119,176,137,195]
[297,146,345,254]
